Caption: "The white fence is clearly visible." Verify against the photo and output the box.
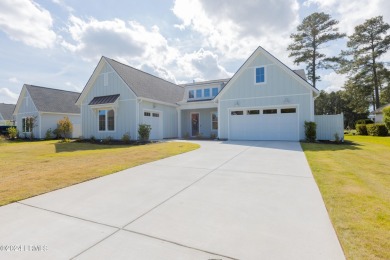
[315,113,344,141]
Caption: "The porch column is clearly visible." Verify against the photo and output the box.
[177,108,182,138]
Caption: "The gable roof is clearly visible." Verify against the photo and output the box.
[215,46,319,101]
[24,85,80,114]
[374,103,390,114]
[104,57,185,104]
[0,103,15,120]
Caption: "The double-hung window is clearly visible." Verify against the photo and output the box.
[255,67,265,84]
[22,117,32,133]
[99,109,115,131]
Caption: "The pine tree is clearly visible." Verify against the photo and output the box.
[287,12,345,88]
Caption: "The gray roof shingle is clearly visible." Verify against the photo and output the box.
[0,103,15,120]
[25,85,80,114]
[89,94,120,105]
[105,58,184,104]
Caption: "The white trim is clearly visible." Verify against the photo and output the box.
[138,97,178,107]
[211,111,218,131]
[190,112,200,137]
[97,108,116,133]
[220,92,310,102]
[136,99,141,139]
[310,92,314,121]
[177,108,182,138]
[40,112,80,116]
[38,112,42,139]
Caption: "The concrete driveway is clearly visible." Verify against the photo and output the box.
[0,141,345,260]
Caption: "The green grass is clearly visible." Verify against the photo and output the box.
[302,135,390,259]
[0,140,199,206]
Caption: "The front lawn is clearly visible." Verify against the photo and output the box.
[0,140,199,206]
[302,135,390,259]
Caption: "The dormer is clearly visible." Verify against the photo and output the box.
[181,78,230,102]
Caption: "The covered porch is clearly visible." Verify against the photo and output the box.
[177,101,218,139]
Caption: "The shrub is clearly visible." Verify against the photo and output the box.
[103,136,113,144]
[355,119,374,127]
[383,107,390,131]
[7,127,18,139]
[57,116,73,139]
[45,128,53,140]
[304,121,316,142]
[210,133,217,139]
[334,133,340,143]
[90,135,96,142]
[355,124,368,135]
[366,124,388,136]
[183,132,189,139]
[122,132,131,144]
[138,124,152,141]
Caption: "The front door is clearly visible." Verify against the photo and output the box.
[191,113,199,137]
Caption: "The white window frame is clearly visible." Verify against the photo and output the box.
[22,117,32,133]
[212,87,219,97]
[98,109,116,132]
[254,66,266,85]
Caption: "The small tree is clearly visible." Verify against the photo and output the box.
[7,127,18,139]
[57,116,73,139]
[138,124,152,141]
[383,106,390,131]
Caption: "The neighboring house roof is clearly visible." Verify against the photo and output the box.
[374,103,390,114]
[25,85,80,114]
[104,57,185,104]
[0,103,15,120]
[89,94,120,105]
[292,69,307,81]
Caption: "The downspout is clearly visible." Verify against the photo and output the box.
[136,99,142,140]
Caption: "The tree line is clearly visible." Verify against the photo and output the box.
[287,13,390,127]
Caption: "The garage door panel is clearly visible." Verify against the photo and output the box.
[229,108,298,141]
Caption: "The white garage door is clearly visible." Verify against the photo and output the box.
[229,107,298,141]
[143,111,163,140]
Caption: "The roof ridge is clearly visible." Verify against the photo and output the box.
[25,84,80,94]
[104,57,184,89]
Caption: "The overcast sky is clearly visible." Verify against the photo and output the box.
[1,0,389,104]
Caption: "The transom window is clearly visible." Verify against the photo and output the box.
[247,110,260,115]
[99,109,115,131]
[263,109,277,114]
[144,112,151,117]
[255,67,265,84]
[211,112,218,130]
[231,111,244,115]
[152,113,159,117]
[281,108,296,113]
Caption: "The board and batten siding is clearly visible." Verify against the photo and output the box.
[81,63,137,140]
[15,89,40,138]
[218,52,313,140]
[315,113,344,141]
[139,100,178,138]
[40,113,81,138]
[181,108,217,138]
